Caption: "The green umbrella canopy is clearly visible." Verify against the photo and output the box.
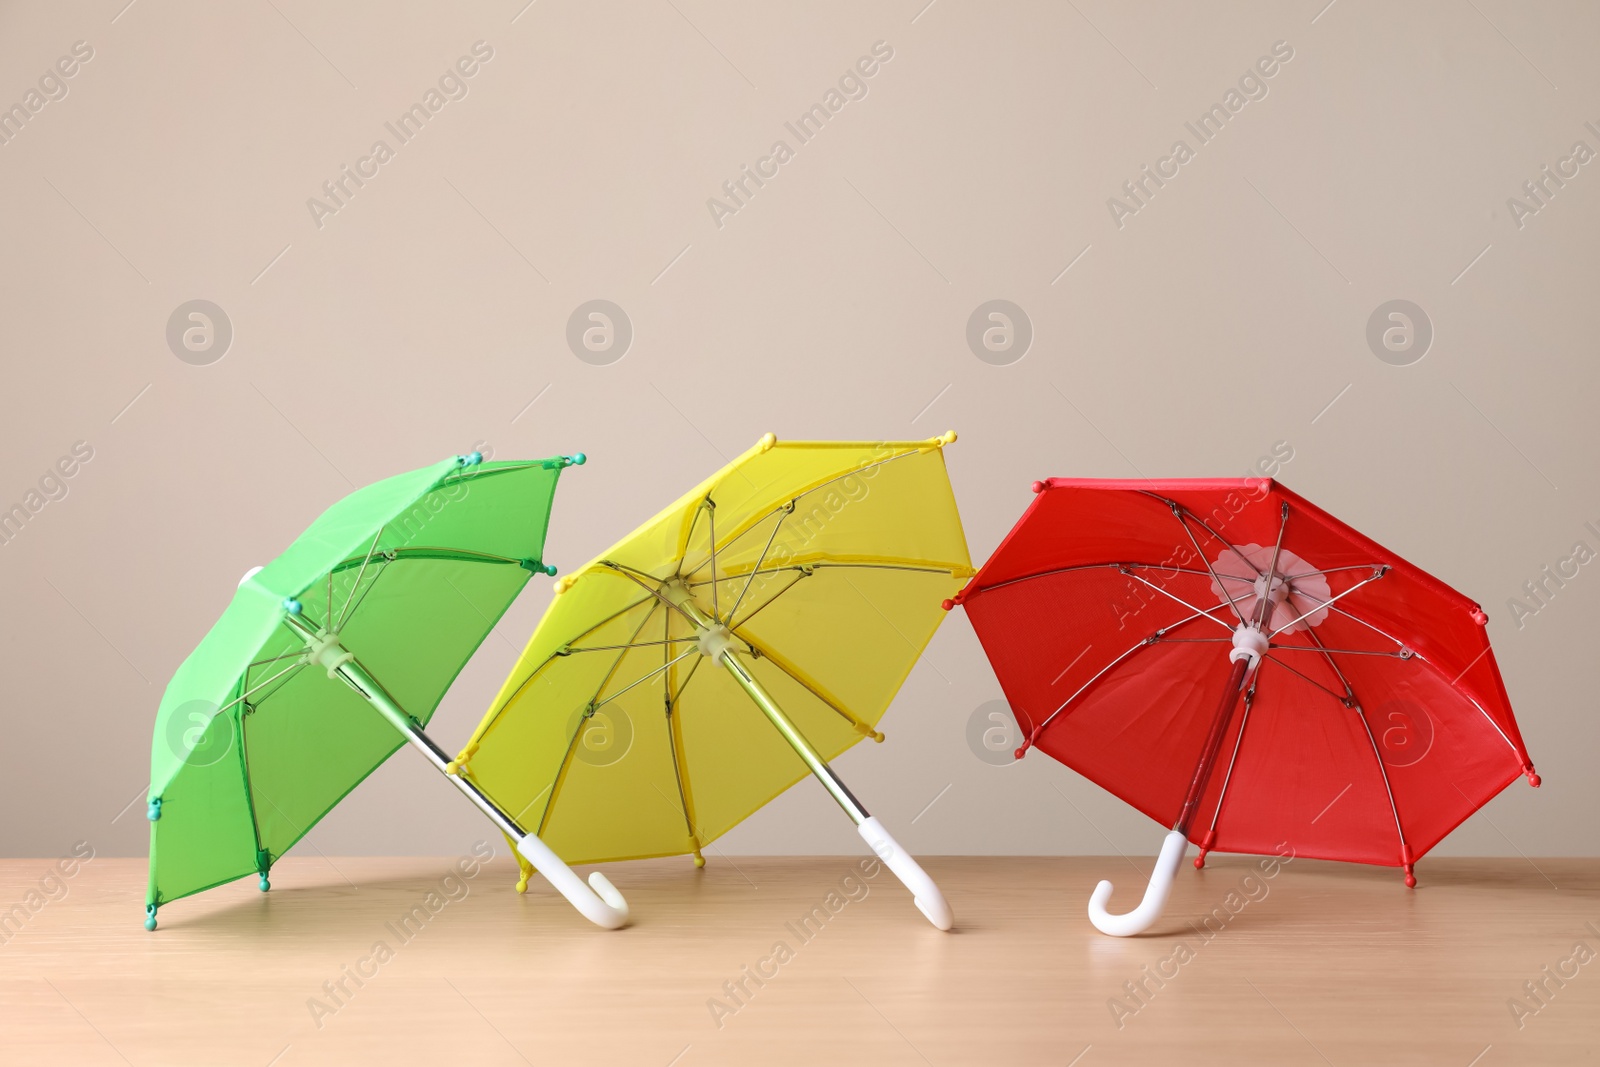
[147,453,578,919]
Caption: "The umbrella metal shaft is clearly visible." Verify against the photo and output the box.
[720,652,870,824]
[333,652,630,929]
[335,658,527,843]
[1173,655,1251,838]
[671,597,870,824]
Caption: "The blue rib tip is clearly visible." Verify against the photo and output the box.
[283,598,302,615]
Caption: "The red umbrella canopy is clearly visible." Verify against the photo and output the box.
[952,478,1538,879]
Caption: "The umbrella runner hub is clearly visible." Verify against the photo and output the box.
[304,630,355,679]
[658,577,732,651]
[696,624,735,663]
[1229,625,1270,667]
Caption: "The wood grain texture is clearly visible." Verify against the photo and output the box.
[1,854,1596,1066]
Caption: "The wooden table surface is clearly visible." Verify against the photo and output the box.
[2,853,1596,1066]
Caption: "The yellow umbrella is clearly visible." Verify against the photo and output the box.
[457,433,973,928]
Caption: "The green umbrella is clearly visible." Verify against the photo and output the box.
[145,451,629,931]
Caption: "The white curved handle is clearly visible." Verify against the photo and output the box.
[516,833,629,929]
[858,816,953,931]
[1087,829,1189,937]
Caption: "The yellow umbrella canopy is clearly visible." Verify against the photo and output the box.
[459,434,973,927]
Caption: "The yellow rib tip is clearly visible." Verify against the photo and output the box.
[940,430,957,445]
[555,574,578,594]
[758,432,777,452]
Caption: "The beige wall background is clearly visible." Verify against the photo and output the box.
[1,0,1594,862]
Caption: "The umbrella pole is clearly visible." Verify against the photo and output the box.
[1173,656,1252,839]
[285,615,630,929]
[339,657,629,929]
[660,583,953,929]
[715,648,955,931]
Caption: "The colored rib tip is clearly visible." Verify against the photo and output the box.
[1031,480,1046,494]
[939,430,957,445]
[570,453,586,466]
[1471,609,1488,625]
[1527,769,1542,787]
[941,598,954,611]
[758,432,777,452]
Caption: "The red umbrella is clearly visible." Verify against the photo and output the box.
[948,478,1539,936]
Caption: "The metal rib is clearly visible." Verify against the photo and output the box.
[727,504,791,624]
[563,637,695,654]
[728,568,810,630]
[678,444,927,579]
[706,498,720,621]
[1269,568,1387,637]
[1166,500,1249,625]
[1205,679,1258,837]
[1139,492,1264,579]
[1258,501,1290,629]
[1120,569,1236,632]
[592,647,698,712]
[1033,639,1157,737]
[337,527,385,629]
[1269,645,1406,658]
[1353,703,1410,863]
[1261,654,1350,705]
